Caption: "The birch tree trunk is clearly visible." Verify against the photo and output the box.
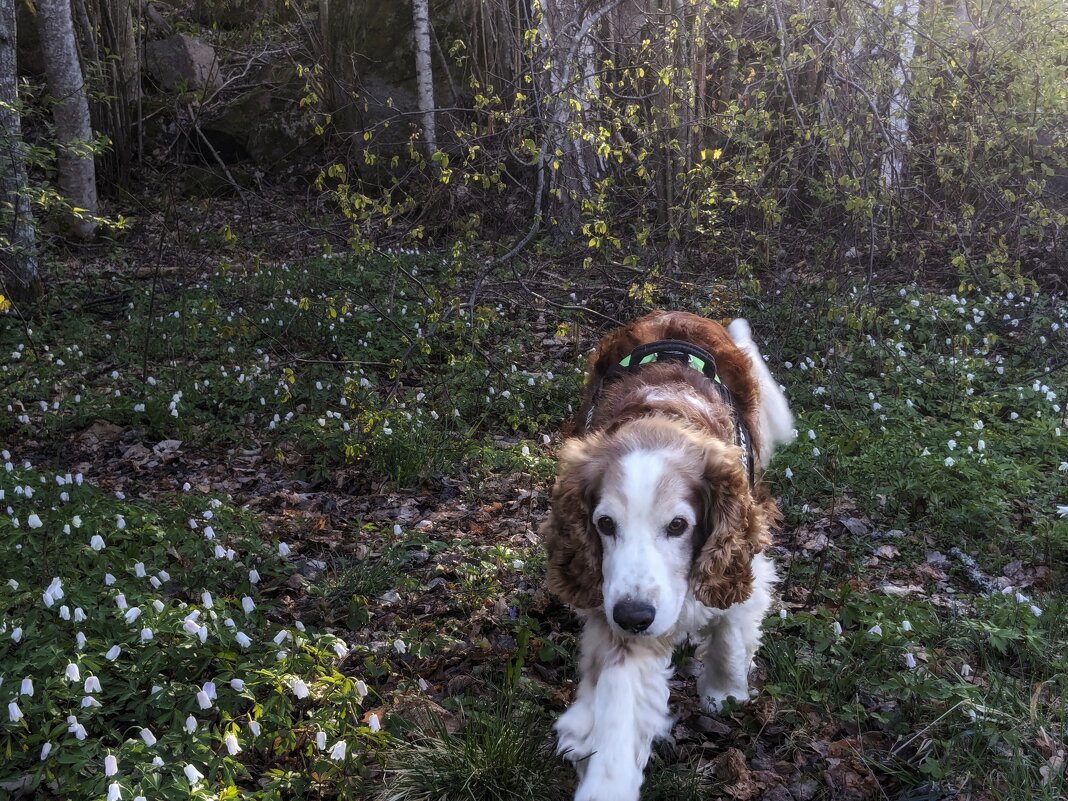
[36,0,99,238]
[75,0,141,186]
[537,0,619,232]
[412,0,437,159]
[0,0,41,302]
[882,0,920,188]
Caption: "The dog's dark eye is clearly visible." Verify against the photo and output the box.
[596,516,617,536]
[666,517,689,536]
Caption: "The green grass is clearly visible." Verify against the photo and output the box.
[0,251,581,488]
[748,284,1068,800]
[378,696,568,801]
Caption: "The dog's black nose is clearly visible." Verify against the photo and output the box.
[613,600,656,633]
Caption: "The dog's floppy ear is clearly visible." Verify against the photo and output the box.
[691,440,770,609]
[541,436,603,609]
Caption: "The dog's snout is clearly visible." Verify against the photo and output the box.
[612,600,656,633]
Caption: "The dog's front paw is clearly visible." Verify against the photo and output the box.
[698,682,751,713]
[573,763,643,801]
[555,700,595,763]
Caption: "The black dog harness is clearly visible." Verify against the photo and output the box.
[584,339,756,485]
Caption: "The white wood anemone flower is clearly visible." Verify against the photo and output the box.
[224,733,241,756]
[183,764,204,786]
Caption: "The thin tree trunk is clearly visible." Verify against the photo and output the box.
[36,0,99,238]
[537,0,620,232]
[720,2,745,116]
[76,0,140,186]
[412,0,437,159]
[882,0,920,188]
[692,1,707,164]
[0,0,41,303]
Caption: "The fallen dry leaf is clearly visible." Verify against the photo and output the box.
[823,739,881,799]
[716,748,759,800]
[879,582,926,597]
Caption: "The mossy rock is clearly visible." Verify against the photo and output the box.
[210,65,321,167]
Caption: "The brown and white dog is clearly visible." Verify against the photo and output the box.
[541,311,795,801]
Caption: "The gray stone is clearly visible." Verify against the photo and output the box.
[208,66,320,166]
[145,34,221,92]
[789,777,820,801]
[839,516,869,536]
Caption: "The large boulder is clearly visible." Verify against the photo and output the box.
[145,34,222,93]
[208,65,320,167]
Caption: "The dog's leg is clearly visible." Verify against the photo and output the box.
[696,616,753,712]
[697,554,776,712]
[555,615,673,801]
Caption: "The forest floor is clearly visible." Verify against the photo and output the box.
[2,200,1067,800]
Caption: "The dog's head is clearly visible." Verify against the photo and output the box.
[541,417,770,638]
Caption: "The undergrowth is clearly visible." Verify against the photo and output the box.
[1,253,1066,800]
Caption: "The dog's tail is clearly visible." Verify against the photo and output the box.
[727,319,796,466]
